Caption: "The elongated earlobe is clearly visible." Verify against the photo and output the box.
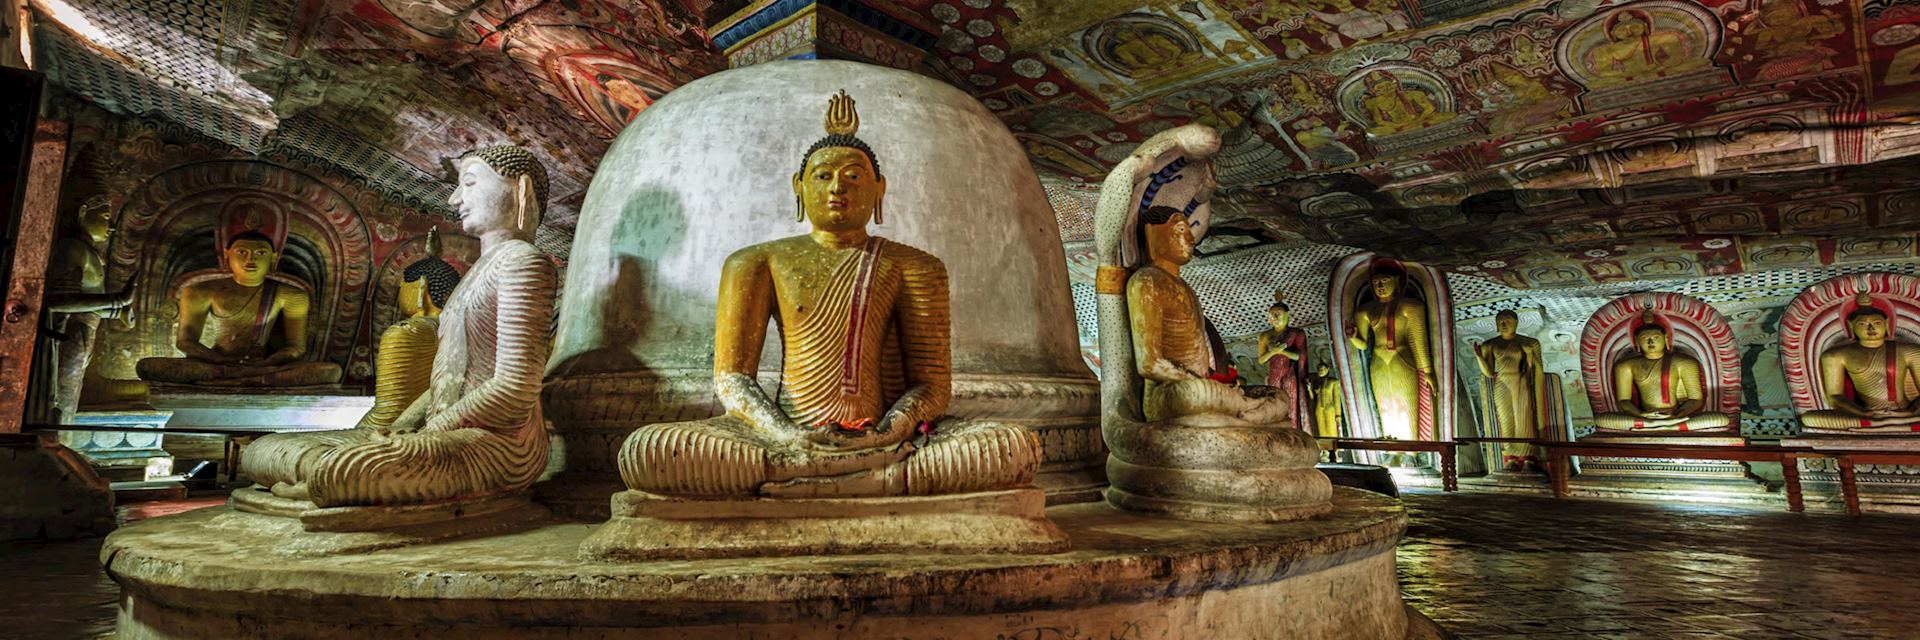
[517,175,536,232]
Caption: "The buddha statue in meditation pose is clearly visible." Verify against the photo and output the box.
[361,229,462,429]
[135,230,342,387]
[1094,122,1328,523]
[1592,310,1730,432]
[1799,294,1920,432]
[1128,206,1287,425]
[614,91,1043,500]
[238,145,554,508]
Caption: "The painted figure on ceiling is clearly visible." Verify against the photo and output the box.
[1187,99,1245,130]
[1360,72,1453,135]
[1742,0,1844,81]
[1309,0,1410,47]
[1107,22,1200,78]
[1475,62,1572,134]
[1509,34,1550,69]
[1024,138,1105,177]
[1585,9,1707,87]
[1292,117,1359,167]
[1284,73,1331,112]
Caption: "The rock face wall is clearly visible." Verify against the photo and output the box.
[544,60,1102,506]
[0,435,113,541]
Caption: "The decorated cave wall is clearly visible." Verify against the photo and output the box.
[59,105,477,386]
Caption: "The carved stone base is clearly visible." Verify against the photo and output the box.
[60,409,173,479]
[1104,419,1332,523]
[1783,435,1920,513]
[218,488,550,555]
[580,488,1069,560]
[0,434,114,541]
[106,487,1439,639]
[1106,460,1336,522]
[1565,434,1776,505]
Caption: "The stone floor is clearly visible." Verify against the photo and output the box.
[2,491,1916,639]
[1399,491,1920,639]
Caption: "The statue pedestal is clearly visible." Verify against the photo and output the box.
[1780,435,1920,513]
[1,434,114,541]
[1565,434,1777,505]
[105,487,1445,639]
[149,386,373,432]
[1103,418,1333,523]
[60,408,174,481]
[218,488,550,556]
[580,489,1069,560]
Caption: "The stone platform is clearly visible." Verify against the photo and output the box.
[148,388,372,431]
[103,487,1444,639]
[1782,435,1920,513]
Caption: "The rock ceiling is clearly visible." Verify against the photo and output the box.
[23,0,1920,286]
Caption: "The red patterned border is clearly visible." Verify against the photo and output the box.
[1778,272,1920,414]
[1578,292,1741,416]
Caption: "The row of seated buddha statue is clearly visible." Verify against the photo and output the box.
[206,93,1092,555]
[192,89,1920,558]
[234,144,555,516]
[199,95,1344,560]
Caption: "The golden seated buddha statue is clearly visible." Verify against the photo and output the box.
[361,229,462,429]
[1799,294,1920,433]
[234,145,554,523]
[134,231,342,388]
[584,91,1064,559]
[1592,310,1731,433]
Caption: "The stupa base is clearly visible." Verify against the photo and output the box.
[218,488,550,555]
[580,488,1068,560]
[106,488,1438,639]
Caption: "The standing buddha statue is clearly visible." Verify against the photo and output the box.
[612,91,1044,500]
[134,230,342,387]
[1257,289,1312,432]
[362,229,462,429]
[1472,309,1545,470]
[1592,309,1731,432]
[1798,294,1920,432]
[1310,361,1344,438]
[1347,264,1435,440]
[237,145,554,509]
[33,193,140,422]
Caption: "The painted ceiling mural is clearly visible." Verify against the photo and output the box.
[24,0,1920,291]
[29,0,725,260]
